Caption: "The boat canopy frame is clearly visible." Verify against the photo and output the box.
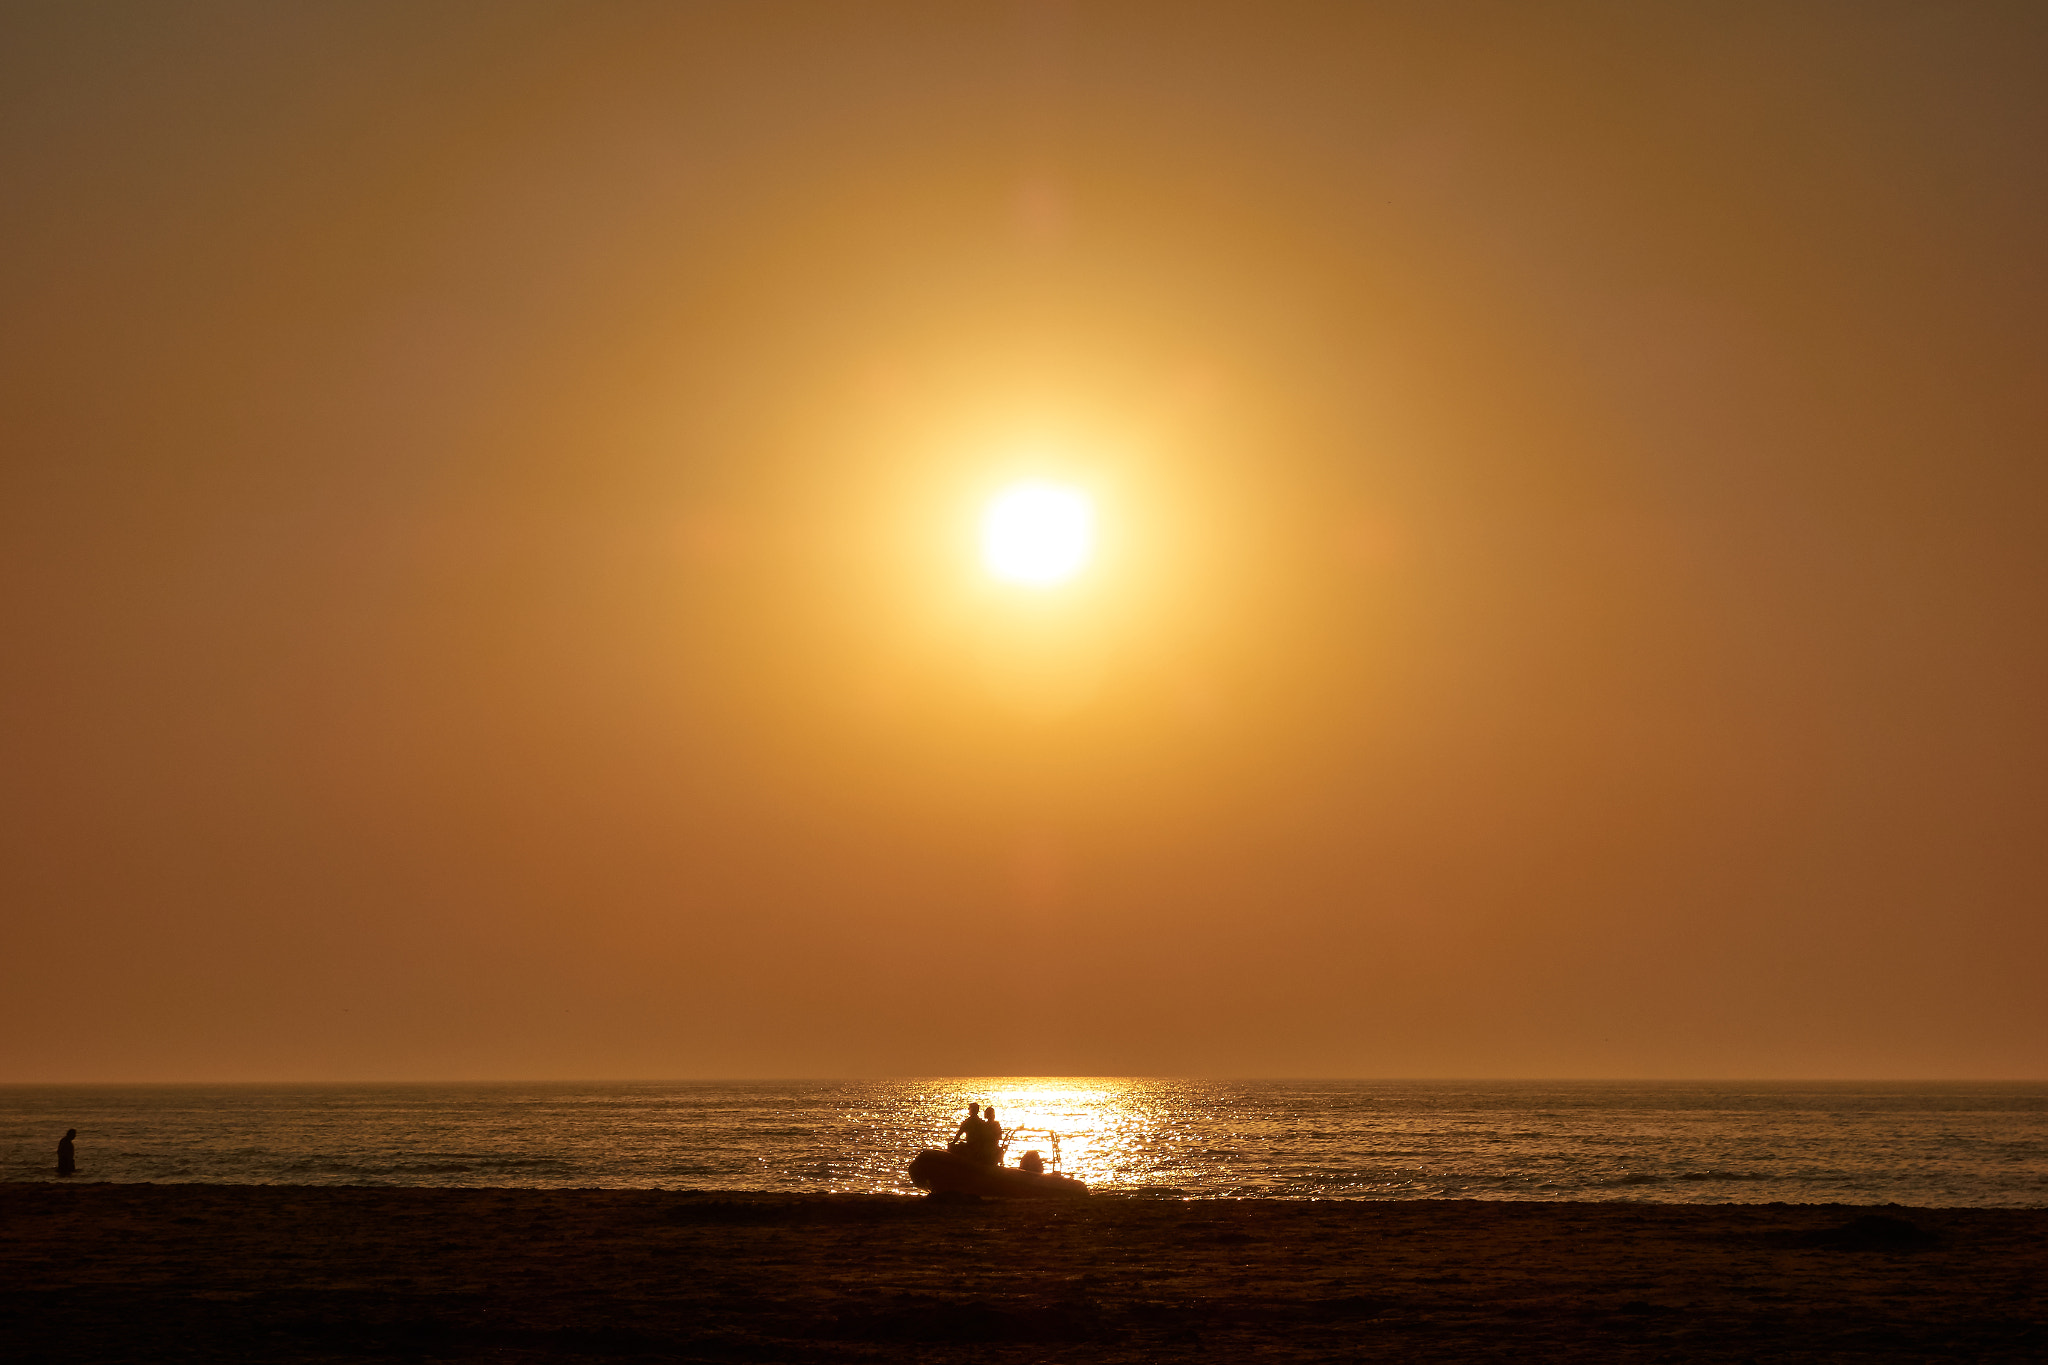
[996,1126,1064,1171]
[944,1124,1067,1171]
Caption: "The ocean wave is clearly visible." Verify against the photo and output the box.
[266,1155,576,1175]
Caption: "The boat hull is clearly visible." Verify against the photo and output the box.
[907,1149,1089,1199]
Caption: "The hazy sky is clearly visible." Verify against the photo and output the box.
[4,2,2046,1081]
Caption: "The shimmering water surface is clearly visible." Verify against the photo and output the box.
[4,1081,2044,1206]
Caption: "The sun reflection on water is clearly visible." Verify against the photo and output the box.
[913,1078,1171,1191]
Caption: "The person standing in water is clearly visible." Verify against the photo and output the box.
[56,1128,76,1177]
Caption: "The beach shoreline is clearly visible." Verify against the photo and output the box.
[5,1183,2043,1361]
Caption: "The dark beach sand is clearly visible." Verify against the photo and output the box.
[4,1184,2043,1362]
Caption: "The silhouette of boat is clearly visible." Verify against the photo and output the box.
[908,1128,1089,1199]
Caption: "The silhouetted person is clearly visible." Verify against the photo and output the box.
[974,1106,1003,1167]
[1018,1148,1045,1176]
[951,1103,984,1154]
[57,1129,75,1178]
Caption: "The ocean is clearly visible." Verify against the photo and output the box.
[4,1080,2044,1206]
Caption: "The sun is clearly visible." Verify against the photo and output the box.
[981,482,1095,586]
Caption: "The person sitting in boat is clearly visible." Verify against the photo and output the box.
[972,1106,1004,1166]
[950,1103,985,1155]
[1018,1149,1045,1176]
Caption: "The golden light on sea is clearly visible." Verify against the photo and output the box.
[904,1079,1170,1192]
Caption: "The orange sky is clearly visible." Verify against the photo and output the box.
[3,2,2045,1081]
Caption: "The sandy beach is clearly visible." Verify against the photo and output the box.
[4,1184,2042,1362]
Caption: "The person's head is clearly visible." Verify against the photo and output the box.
[966,1103,979,1117]
[984,1107,997,1121]
[63,1129,75,1140]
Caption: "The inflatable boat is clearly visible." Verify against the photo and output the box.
[908,1131,1089,1199]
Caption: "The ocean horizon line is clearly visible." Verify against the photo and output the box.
[7,1075,2048,1087]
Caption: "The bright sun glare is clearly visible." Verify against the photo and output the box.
[981,482,1095,586]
